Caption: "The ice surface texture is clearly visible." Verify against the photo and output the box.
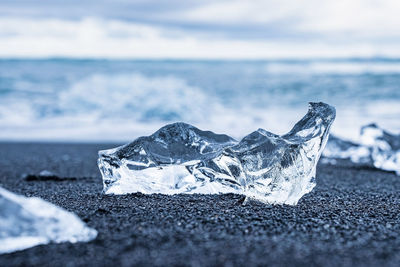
[324,124,400,175]
[0,187,97,254]
[98,102,336,205]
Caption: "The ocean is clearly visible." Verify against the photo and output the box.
[1,58,399,142]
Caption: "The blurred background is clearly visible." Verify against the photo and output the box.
[0,0,399,142]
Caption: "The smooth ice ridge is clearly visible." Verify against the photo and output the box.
[323,124,400,175]
[0,187,97,254]
[98,102,336,205]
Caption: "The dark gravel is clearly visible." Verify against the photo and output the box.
[0,142,399,267]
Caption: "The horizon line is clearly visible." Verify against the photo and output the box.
[2,56,400,62]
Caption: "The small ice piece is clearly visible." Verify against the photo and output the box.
[0,187,97,254]
[98,102,336,205]
[323,124,400,175]
[323,135,372,164]
[38,170,55,177]
[319,157,337,165]
[360,123,400,175]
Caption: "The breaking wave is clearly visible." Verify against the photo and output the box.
[0,72,291,141]
[0,59,399,142]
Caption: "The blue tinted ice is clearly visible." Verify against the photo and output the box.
[0,187,97,254]
[323,135,372,164]
[323,124,400,175]
[98,102,336,205]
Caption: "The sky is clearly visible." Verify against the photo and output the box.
[1,0,400,59]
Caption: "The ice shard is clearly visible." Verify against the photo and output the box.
[323,135,372,164]
[323,124,400,175]
[361,123,400,174]
[98,102,336,205]
[0,187,97,254]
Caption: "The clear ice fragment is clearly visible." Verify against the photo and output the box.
[323,124,400,175]
[323,135,372,164]
[0,187,97,254]
[38,170,55,177]
[98,102,336,205]
[361,123,400,174]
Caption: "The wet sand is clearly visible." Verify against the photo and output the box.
[0,142,399,266]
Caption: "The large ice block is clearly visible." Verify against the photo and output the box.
[0,187,97,254]
[98,102,336,205]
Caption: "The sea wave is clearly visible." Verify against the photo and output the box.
[0,71,310,141]
[0,60,399,142]
[265,62,400,74]
[58,73,217,122]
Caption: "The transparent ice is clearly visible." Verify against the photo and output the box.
[323,124,400,175]
[323,135,372,164]
[0,187,97,254]
[98,102,336,205]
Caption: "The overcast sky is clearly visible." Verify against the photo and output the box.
[1,0,400,58]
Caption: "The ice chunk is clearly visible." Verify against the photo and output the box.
[39,170,55,177]
[98,102,336,205]
[323,135,372,164]
[361,124,400,174]
[323,124,400,175]
[0,187,97,254]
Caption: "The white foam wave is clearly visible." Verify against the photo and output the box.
[0,71,399,142]
[58,73,214,122]
[0,72,307,141]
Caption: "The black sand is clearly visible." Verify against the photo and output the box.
[0,142,399,266]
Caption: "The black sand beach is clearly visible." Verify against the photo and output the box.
[0,142,399,266]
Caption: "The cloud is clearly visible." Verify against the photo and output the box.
[172,0,400,40]
[2,0,400,41]
[177,1,302,25]
[1,0,400,58]
[1,16,400,59]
